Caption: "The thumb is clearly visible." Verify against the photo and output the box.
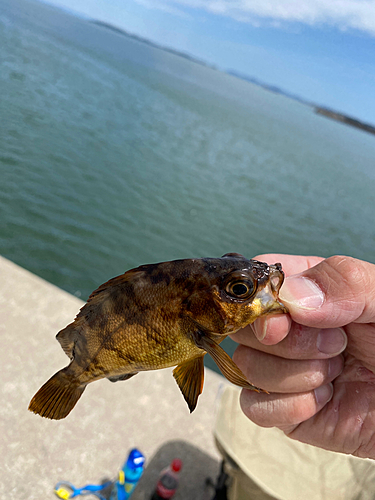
[279,256,375,328]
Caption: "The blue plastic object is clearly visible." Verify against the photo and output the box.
[111,449,145,500]
[54,480,112,500]
[54,449,145,500]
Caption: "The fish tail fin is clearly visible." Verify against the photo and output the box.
[28,369,85,420]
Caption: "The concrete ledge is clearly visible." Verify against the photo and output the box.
[0,256,224,499]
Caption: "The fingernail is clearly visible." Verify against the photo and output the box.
[314,383,333,405]
[279,276,324,310]
[252,317,267,341]
[317,328,347,355]
[328,355,344,378]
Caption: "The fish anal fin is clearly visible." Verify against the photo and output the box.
[28,368,85,420]
[107,373,138,383]
[193,332,267,394]
[173,356,205,413]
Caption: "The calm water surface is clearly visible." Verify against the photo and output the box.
[1,0,375,366]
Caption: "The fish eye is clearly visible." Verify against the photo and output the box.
[226,280,254,299]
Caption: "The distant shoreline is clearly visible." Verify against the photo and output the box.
[91,20,217,70]
[315,107,375,136]
[91,19,375,136]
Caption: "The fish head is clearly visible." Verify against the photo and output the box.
[188,253,287,335]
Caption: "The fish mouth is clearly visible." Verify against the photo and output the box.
[256,265,288,315]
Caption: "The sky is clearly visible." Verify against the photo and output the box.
[42,0,375,124]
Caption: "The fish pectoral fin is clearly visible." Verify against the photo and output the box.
[173,356,205,413]
[107,373,138,383]
[193,332,266,393]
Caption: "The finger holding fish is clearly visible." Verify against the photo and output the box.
[232,344,344,393]
[231,322,347,360]
[239,384,334,428]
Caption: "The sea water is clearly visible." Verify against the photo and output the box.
[1,0,375,366]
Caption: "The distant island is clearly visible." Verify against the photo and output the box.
[92,19,375,137]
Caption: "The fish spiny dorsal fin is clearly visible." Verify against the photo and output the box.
[173,356,205,413]
[87,270,143,301]
[221,252,245,258]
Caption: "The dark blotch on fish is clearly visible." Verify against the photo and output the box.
[28,254,287,420]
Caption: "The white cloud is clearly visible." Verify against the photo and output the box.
[149,0,375,35]
[134,0,192,18]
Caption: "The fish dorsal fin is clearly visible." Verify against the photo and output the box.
[87,270,143,301]
[173,356,205,413]
[193,331,267,393]
[221,252,245,258]
[56,324,77,359]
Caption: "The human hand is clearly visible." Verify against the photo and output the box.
[231,254,375,459]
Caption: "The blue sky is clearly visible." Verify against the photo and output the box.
[43,0,375,124]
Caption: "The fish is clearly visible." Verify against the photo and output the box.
[28,253,287,420]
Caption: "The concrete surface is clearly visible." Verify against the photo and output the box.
[0,256,225,500]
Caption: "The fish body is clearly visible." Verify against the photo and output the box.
[29,253,287,419]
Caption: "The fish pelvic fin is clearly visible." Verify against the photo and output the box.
[107,373,138,383]
[28,368,85,420]
[193,332,267,393]
[173,356,205,413]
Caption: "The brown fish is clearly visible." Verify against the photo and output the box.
[28,253,287,420]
